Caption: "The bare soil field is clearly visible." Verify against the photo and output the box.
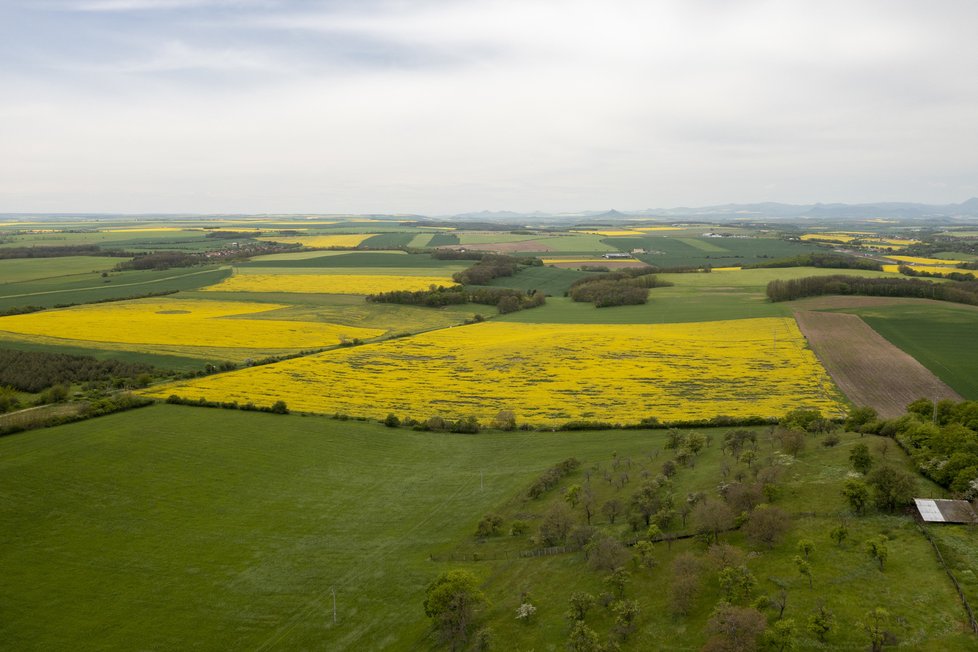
[794,310,961,417]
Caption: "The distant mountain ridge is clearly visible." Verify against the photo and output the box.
[448,198,978,222]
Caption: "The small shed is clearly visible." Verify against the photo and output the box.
[914,498,978,524]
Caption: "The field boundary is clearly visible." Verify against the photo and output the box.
[917,524,978,634]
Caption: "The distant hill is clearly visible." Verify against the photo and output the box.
[448,198,978,223]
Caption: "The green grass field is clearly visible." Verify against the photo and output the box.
[239,251,465,271]
[1,405,973,650]
[361,233,417,248]
[599,236,828,267]
[0,266,231,311]
[0,256,123,283]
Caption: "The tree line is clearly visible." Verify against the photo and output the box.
[896,264,976,282]
[745,253,882,271]
[847,399,978,497]
[366,285,545,313]
[0,348,155,394]
[0,244,129,259]
[766,274,978,305]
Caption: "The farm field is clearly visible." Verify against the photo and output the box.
[2,405,975,651]
[201,273,457,294]
[793,310,961,417]
[0,256,122,283]
[811,300,978,400]
[0,298,383,356]
[144,318,845,424]
[257,234,378,248]
[0,266,232,311]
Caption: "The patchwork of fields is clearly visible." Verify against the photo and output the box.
[145,318,845,424]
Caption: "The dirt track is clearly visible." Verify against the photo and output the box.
[794,310,961,418]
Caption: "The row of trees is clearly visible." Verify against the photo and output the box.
[744,252,883,271]
[766,274,978,305]
[366,285,545,313]
[896,264,976,282]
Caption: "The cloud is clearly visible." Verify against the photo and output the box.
[2,0,978,212]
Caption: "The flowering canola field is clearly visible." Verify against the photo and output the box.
[145,317,844,424]
[888,255,963,266]
[202,273,458,294]
[258,234,377,248]
[0,299,383,349]
[882,264,970,277]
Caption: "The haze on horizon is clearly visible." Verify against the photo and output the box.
[1,0,977,216]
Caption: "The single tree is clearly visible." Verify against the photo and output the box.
[566,591,595,622]
[612,599,640,641]
[794,555,813,588]
[765,618,798,652]
[566,621,600,652]
[538,501,574,546]
[861,607,890,652]
[842,479,871,515]
[867,465,915,512]
[704,604,767,652]
[745,506,790,549]
[605,567,631,598]
[693,498,734,543]
[807,603,834,643]
[850,443,873,474]
[423,570,487,651]
[601,498,623,524]
[796,539,815,559]
[866,536,889,571]
[829,523,849,547]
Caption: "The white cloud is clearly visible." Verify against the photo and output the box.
[2,0,978,212]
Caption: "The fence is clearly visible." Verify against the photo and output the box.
[917,524,978,635]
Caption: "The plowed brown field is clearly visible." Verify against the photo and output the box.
[794,310,962,418]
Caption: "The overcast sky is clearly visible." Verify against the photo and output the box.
[1,0,977,215]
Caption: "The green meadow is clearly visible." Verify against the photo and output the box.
[1,406,974,650]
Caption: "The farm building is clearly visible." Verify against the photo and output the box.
[602,253,632,259]
[914,498,978,524]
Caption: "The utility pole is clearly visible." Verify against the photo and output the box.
[331,587,337,625]
[480,471,484,491]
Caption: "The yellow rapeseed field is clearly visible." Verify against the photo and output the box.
[888,255,963,266]
[202,273,457,294]
[145,318,845,425]
[0,299,383,349]
[883,264,971,277]
[800,233,857,243]
[570,229,646,236]
[257,234,377,248]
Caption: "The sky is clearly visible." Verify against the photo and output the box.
[1,0,977,215]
